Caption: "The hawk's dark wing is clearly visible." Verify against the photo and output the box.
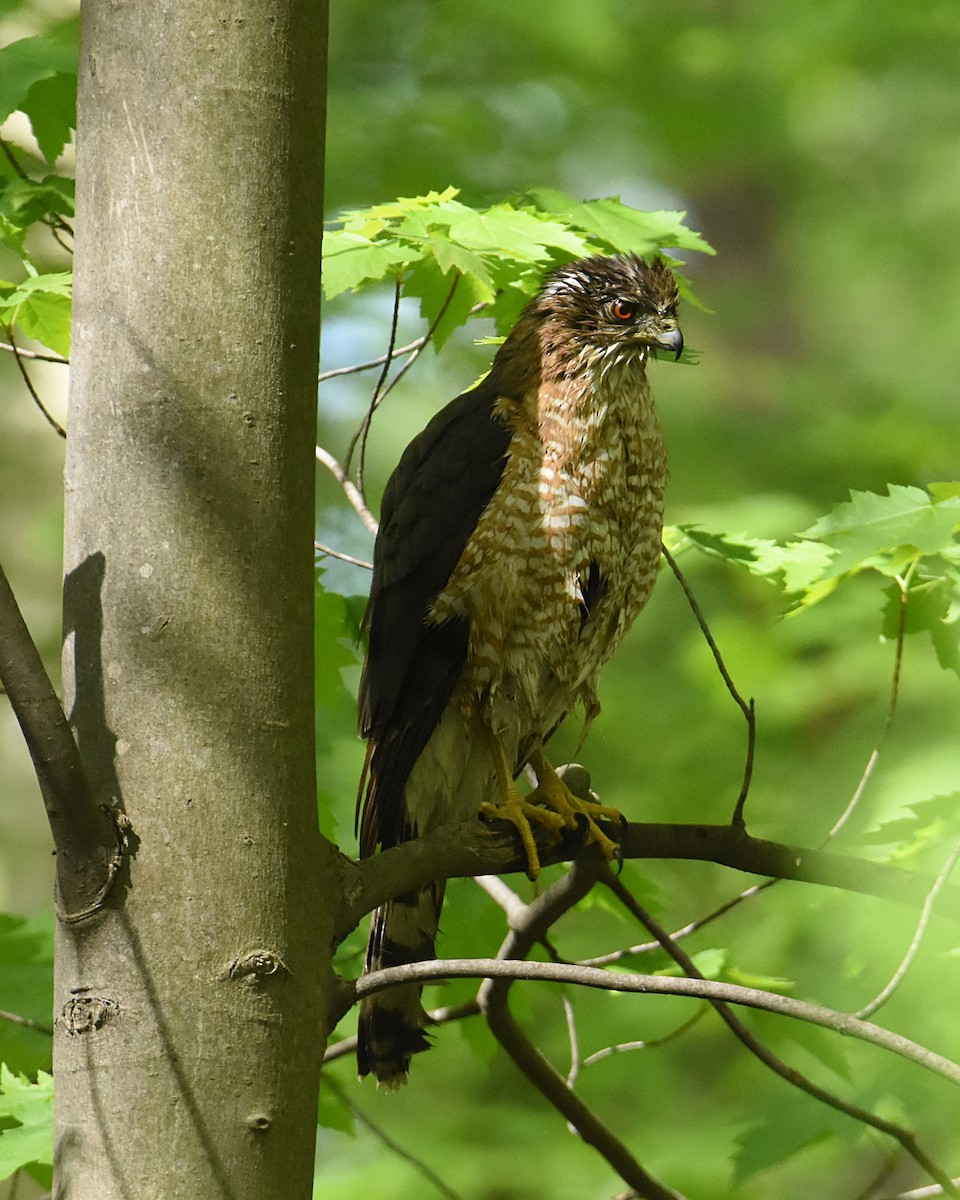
[357,380,512,854]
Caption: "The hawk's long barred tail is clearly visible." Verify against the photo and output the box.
[357,883,444,1087]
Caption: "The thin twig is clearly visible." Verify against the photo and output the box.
[578,879,776,966]
[5,327,66,438]
[341,271,463,499]
[620,561,914,981]
[661,544,755,824]
[321,1075,465,1200]
[314,541,373,570]
[0,138,74,245]
[0,1008,54,1037]
[0,340,68,365]
[350,278,403,498]
[827,567,911,841]
[315,444,379,536]
[580,1010,708,1067]
[318,334,432,382]
[600,866,959,1197]
[562,994,581,1089]
[0,137,30,180]
[363,273,461,408]
[855,837,960,1020]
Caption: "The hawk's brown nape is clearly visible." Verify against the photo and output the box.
[357,254,681,1085]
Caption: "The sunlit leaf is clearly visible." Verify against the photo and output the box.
[0,1066,53,1177]
[321,231,420,299]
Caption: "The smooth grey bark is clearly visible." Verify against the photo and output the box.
[55,3,332,1197]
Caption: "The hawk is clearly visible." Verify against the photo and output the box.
[356,253,682,1086]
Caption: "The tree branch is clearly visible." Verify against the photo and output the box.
[473,862,685,1200]
[0,560,118,917]
[600,865,959,1197]
[352,957,960,1087]
[336,815,960,940]
[4,326,67,438]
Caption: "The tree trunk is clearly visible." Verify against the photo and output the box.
[55,3,332,1197]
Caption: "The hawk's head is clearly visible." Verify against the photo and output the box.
[538,254,683,368]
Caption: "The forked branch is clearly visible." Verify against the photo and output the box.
[0,560,118,918]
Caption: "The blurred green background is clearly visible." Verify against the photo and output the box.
[2,0,959,1196]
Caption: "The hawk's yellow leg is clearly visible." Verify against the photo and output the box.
[525,748,623,863]
[480,738,623,879]
[480,733,568,879]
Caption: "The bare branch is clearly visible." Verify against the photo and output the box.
[0,1008,54,1037]
[349,278,403,496]
[315,444,379,536]
[354,957,960,1087]
[314,540,373,570]
[828,567,911,840]
[0,560,119,918]
[579,879,776,966]
[601,866,959,1197]
[661,544,755,824]
[581,1010,709,1067]
[562,994,581,1089]
[364,272,462,409]
[856,837,960,1020]
[318,334,432,382]
[474,863,685,1200]
[338,815,960,940]
[0,340,68,365]
[5,326,66,438]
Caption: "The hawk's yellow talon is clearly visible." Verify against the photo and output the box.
[527,752,624,862]
[480,787,568,879]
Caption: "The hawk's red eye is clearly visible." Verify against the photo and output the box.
[611,299,636,322]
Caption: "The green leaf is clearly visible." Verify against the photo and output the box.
[526,188,714,257]
[321,231,420,299]
[732,1094,848,1182]
[443,203,586,261]
[337,186,461,239]
[881,578,960,680]
[0,1066,53,1178]
[0,273,73,357]
[7,288,71,358]
[403,255,493,351]
[314,583,362,712]
[317,1078,355,1136]
[802,485,960,578]
[20,72,77,162]
[0,36,76,123]
[676,525,836,596]
[0,172,74,234]
[860,793,960,860]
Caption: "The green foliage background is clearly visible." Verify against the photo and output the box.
[1,1,959,1197]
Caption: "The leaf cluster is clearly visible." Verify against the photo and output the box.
[674,483,960,682]
[0,34,76,357]
[322,185,711,350]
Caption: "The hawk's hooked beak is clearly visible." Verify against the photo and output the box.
[653,326,684,361]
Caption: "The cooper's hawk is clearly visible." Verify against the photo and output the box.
[357,253,682,1086]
